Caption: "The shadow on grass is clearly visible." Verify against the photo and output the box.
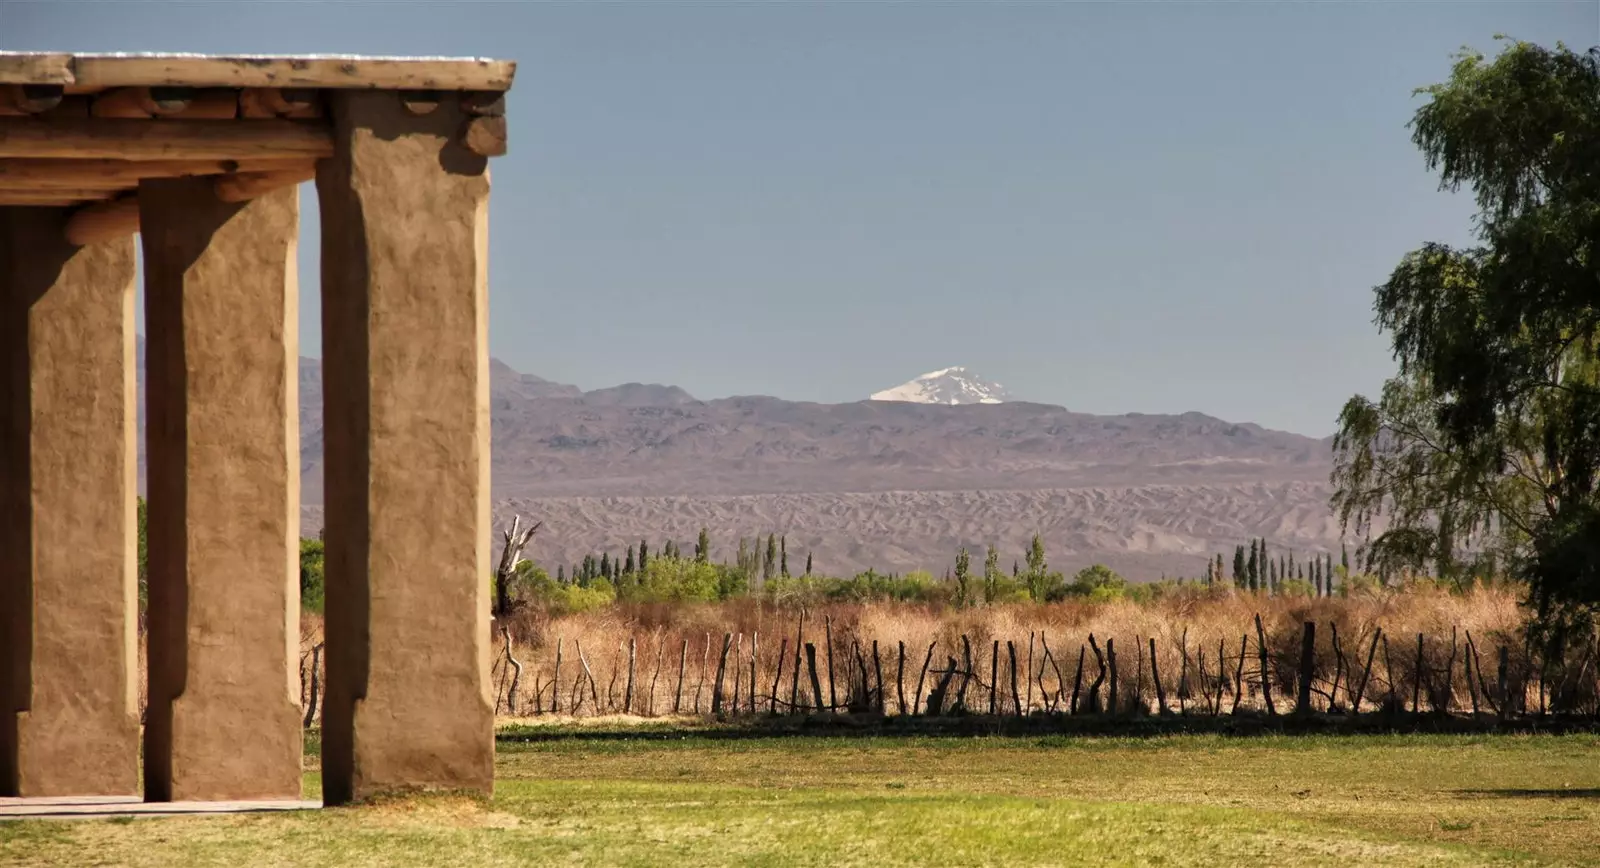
[494,711,1600,745]
[1456,788,1600,799]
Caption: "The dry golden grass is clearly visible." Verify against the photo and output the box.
[419,584,1548,722]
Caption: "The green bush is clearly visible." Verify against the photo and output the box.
[299,538,325,613]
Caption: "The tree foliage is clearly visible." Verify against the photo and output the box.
[1332,38,1600,632]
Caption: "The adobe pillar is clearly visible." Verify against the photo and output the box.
[0,208,140,797]
[317,91,494,805]
[141,179,302,801]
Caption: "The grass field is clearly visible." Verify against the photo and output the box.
[3,726,1598,866]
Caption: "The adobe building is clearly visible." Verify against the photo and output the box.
[0,52,515,806]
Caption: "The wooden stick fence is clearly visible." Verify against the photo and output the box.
[430,610,1600,727]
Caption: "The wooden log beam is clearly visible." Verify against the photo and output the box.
[0,156,313,186]
[93,88,237,120]
[93,86,187,118]
[65,197,140,245]
[0,177,127,193]
[7,84,64,113]
[461,115,506,158]
[0,118,332,160]
[0,189,118,205]
[239,88,321,119]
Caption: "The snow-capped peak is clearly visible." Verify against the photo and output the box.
[870,366,1013,405]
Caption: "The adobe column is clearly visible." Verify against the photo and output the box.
[141,179,302,802]
[317,91,494,805]
[0,208,140,797]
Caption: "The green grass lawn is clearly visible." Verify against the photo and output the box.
[3,727,1598,866]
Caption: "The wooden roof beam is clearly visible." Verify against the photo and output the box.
[0,156,314,186]
[0,118,332,160]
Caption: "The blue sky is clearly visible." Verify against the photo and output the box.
[5,1,1595,435]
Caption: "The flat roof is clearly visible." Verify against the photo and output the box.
[0,52,516,92]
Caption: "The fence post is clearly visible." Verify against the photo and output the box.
[1025,632,1036,714]
[1465,631,1481,715]
[897,640,908,716]
[805,643,825,712]
[1151,637,1169,715]
[989,640,1000,715]
[624,636,637,714]
[1296,621,1315,716]
[1328,623,1346,714]
[749,631,759,715]
[790,610,806,712]
[1107,638,1119,716]
[1007,640,1022,717]
[958,635,974,712]
[553,636,563,715]
[1178,628,1189,714]
[770,638,788,715]
[1412,633,1424,715]
[711,632,732,716]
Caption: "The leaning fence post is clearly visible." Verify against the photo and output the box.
[914,641,936,716]
[1254,614,1276,716]
[1296,621,1315,715]
[806,643,826,712]
[1354,628,1381,712]
[770,638,788,715]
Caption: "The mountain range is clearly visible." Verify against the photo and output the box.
[135,341,1343,578]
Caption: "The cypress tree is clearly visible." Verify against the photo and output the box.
[763,534,777,581]
[638,540,649,573]
[624,547,635,575]
[1247,540,1259,591]
[781,536,789,577]
[1341,544,1349,572]
[557,564,565,583]
[695,527,711,563]
[1233,546,1246,587]
[600,552,611,579]
[805,552,813,576]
